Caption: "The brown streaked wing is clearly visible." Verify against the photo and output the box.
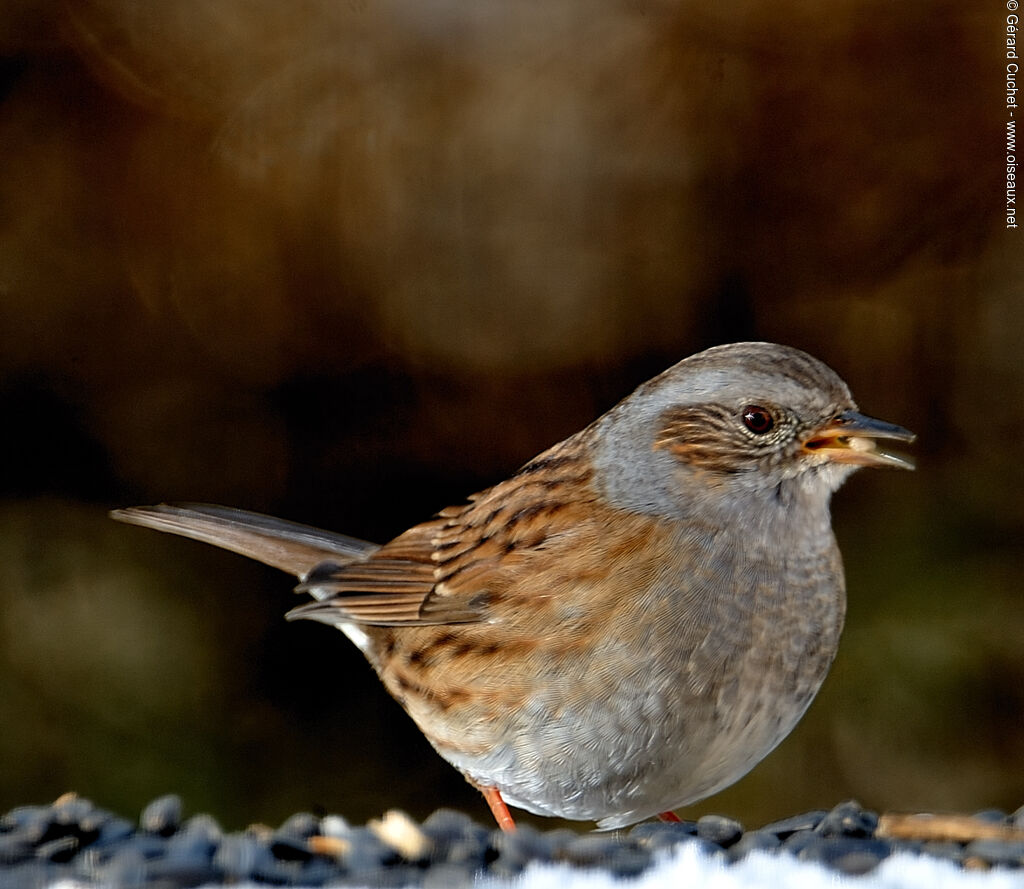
[286,431,596,627]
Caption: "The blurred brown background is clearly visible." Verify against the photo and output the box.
[1,0,1021,830]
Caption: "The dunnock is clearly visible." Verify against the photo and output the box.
[112,342,914,830]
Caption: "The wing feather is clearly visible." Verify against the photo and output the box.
[287,432,597,627]
[112,433,600,629]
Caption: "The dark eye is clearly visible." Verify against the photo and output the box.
[742,405,774,435]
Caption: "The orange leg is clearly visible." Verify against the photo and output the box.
[478,784,517,832]
[658,811,682,823]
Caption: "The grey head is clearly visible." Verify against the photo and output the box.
[592,342,914,518]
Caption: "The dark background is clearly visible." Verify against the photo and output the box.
[1,0,1021,830]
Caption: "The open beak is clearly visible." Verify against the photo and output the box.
[803,410,916,470]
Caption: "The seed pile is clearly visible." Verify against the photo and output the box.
[2,794,1024,888]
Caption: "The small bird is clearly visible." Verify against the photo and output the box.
[112,342,914,831]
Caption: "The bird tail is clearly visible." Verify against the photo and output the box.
[110,503,378,579]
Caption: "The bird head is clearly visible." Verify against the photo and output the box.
[593,342,914,515]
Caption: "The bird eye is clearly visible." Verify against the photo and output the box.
[741,406,774,434]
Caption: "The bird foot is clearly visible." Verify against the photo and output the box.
[478,784,516,832]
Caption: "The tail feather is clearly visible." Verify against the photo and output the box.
[110,503,378,579]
